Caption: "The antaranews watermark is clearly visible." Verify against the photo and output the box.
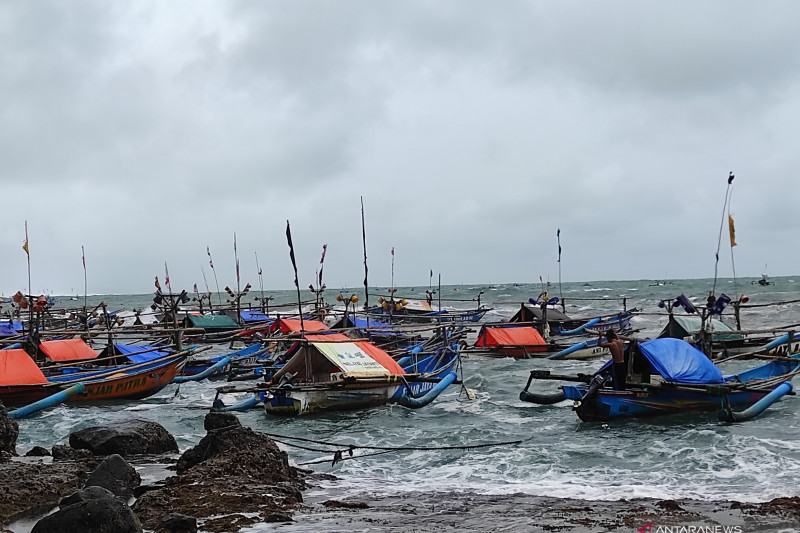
[638,524,743,533]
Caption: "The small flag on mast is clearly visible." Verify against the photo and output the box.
[82,246,86,268]
[234,233,240,284]
[318,244,328,286]
[207,246,214,269]
[22,222,29,256]
[286,221,299,288]
[728,214,737,247]
[557,228,562,263]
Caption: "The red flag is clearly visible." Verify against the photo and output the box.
[82,246,86,269]
[155,276,161,291]
[391,247,394,256]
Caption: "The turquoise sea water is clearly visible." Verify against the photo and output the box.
[11,276,800,530]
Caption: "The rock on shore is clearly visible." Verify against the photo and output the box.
[0,408,304,533]
[133,412,305,532]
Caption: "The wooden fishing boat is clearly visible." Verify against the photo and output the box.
[0,348,188,407]
[212,332,461,416]
[366,298,489,324]
[328,314,423,351]
[470,323,611,359]
[520,338,799,422]
[474,323,548,358]
[509,303,637,336]
[177,343,268,377]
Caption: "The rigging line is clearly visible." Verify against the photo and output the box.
[712,172,734,296]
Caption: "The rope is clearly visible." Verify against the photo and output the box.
[298,449,396,466]
[261,429,524,467]
[262,432,525,452]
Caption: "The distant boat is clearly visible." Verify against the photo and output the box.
[753,274,771,286]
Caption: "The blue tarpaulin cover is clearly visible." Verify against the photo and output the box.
[0,323,17,337]
[638,338,724,384]
[239,310,270,322]
[350,317,403,336]
[114,343,171,363]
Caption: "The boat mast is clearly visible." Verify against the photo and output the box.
[557,228,564,313]
[361,196,369,310]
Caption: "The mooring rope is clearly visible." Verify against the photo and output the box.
[262,431,526,466]
[262,432,525,452]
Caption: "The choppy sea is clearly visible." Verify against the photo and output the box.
[11,276,800,531]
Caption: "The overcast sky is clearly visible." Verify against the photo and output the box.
[2,1,799,296]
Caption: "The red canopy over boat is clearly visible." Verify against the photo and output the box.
[475,325,546,351]
[0,349,47,385]
[39,339,99,362]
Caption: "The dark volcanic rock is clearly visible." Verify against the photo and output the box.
[31,497,142,533]
[0,401,19,456]
[158,512,198,533]
[0,460,88,525]
[203,411,241,432]
[265,512,293,523]
[52,444,93,461]
[25,446,51,457]
[59,486,115,508]
[133,413,304,533]
[85,454,141,497]
[69,419,178,456]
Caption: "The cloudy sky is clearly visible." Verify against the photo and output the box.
[2,1,799,296]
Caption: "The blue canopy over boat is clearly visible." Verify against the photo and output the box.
[638,338,724,384]
[239,310,270,322]
[350,317,404,337]
[114,343,171,363]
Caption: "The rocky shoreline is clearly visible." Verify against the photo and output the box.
[2,401,799,532]
[1,402,306,532]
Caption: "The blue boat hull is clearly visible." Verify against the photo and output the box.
[562,358,799,422]
[562,385,776,422]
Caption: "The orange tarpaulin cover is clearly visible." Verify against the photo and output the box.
[270,318,329,334]
[304,333,405,374]
[0,349,47,385]
[475,326,546,348]
[39,339,99,362]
